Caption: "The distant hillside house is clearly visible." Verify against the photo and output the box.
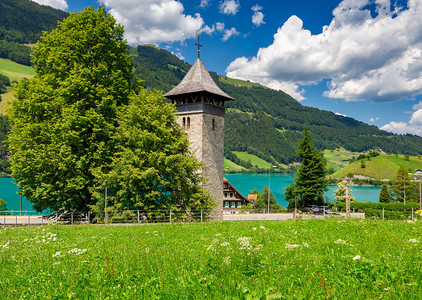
[413,169,422,179]
[223,178,253,210]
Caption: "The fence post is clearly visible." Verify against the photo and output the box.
[41,215,43,226]
[201,209,203,223]
[412,207,414,221]
[232,211,234,221]
[137,210,140,224]
[353,208,355,218]
[170,210,172,224]
[56,212,58,223]
[15,215,17,227]
[28,215,30,226]
[71,212,73,225]
[88,212,90,224]
[382,207,384,221]
[3,216,5,225]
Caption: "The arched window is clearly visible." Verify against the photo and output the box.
[182,117,186,128]
[212,119,215,131]
[187,117,190,130]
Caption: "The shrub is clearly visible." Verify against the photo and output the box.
[335,201,420,212]
[365,209,412,220]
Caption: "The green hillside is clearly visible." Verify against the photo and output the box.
[2,1,422,173]
[331,155,422,181]
[131,45,422,168]
[0,57,35,81]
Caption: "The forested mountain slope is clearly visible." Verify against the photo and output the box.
[132,45,422,165]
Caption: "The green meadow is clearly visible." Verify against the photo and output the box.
[331,155,422,181]
[224,158,245,172]
[1,219,421,299]
[0,58,35,82]
[233,151,272,169]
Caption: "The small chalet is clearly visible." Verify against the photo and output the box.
[223,178,253,210]
[413,169,422,179]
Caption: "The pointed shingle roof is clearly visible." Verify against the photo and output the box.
[163,58,234,101]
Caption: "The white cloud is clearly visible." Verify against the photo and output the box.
[222,27,240,41]
[219,0,240,15]
[369,117,380,122]
[200,0,210,8]
[335,112,347,117]
[251,4,265,26]
[216,22,225,31]
[413,101,422,110]
[30,0,68,10]
[99,0,204,44]
[226,0,422,102]
[381,122,422,136]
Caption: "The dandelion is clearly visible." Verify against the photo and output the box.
[353,255,361,260]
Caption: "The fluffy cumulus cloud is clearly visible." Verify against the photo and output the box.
[381,101,422,135]
[219,0,240,15]
[30,0,68,10]
[200,0,210,8]
[226,0,422,102]
[99,0,204,44]
[251,4,265,26]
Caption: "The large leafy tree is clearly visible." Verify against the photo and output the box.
[390,167,418,203]
[8,7,134,212]
[248,187,280,210]
[91,88,213,212]
[285,128,328,207]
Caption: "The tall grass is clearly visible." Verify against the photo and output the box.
[0,219,421,298]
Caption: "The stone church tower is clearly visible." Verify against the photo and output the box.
[163,58,233,220]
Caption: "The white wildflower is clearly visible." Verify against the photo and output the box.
[237,237,253,251]
[353,255,361,260]
[252,228,257,231]
[303,242,309,248]
[223,256,231,265]
[334,239,346,244]
[207,238,219,251]
[68,248,87,255]
[145,247,150,253]
[260,226,266,230]
[52,261,61,266]
[215,233,222,236]
[52,251,63,258]
[285,243,299,251]
[408,239,419,243]
[1,241,9,249]
[220,242,230,247]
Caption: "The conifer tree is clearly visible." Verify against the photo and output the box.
[391,167,416,202]
[379,184,391,203]
[285,128,328,207]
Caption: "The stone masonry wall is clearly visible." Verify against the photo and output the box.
[176,111,224,220]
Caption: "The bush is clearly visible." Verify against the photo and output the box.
[0,198,8,211]
[365,209,412,220]
[335,201,420,212]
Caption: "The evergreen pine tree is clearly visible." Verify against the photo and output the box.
[379,184,391,203]
[285,128,328,207]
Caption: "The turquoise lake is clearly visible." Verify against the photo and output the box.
[0,174,381,211]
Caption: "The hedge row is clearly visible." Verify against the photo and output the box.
[335,202,420,212]
[365,209,413,220]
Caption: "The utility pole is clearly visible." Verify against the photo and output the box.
[268,166,271,213]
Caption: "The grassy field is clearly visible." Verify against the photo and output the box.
[323,148,363,172]
[0,91,14,115]
[0,58,35,82]
[233,151,272,169]
[0,219,421,298]
[332,155,422,181]
[224,158,245,172]
[219,75,263,88]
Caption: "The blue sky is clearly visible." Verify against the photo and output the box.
[33,0,422,136]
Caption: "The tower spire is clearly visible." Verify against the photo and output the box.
[195,32,203,58]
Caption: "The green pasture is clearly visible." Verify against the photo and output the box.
[1,219,421,298]
[219,75,262,88]
[0,91,14,115]
[224,158,245,172]
[233,151,272,169]
[0,58,35,82]
[331,155,422,181]
[323,148,361,172]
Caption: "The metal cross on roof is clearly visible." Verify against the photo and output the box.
[195,32,203,58]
